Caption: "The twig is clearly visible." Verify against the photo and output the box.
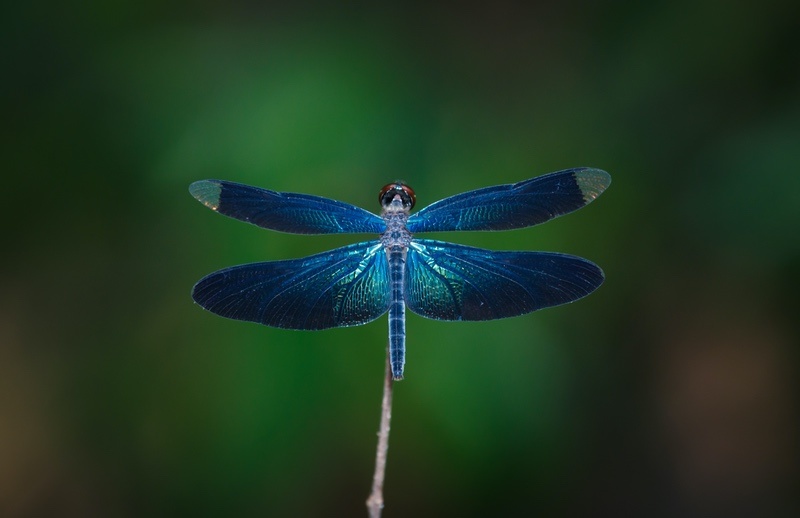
[366,344,394,517]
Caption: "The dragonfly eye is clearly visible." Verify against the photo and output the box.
[379,182,416,210]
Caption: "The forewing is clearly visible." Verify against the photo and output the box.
[190,180,385,234]
[407,168,610,233]
[192,241,390,329]
[405,239,603,321]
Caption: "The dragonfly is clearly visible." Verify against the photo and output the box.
[190,167,610,380]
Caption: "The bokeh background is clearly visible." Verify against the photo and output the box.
[3,1,799,516]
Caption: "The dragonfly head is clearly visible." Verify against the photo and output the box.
[379,182,416,210]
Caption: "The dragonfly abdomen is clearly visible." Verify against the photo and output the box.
[387,249,407,380]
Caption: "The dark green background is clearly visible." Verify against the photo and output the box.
[4,1,799,516]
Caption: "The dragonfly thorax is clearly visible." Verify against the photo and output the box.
[380,198,412,250]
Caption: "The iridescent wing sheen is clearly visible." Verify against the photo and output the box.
[190,180,385,234]
[406,168,610,233]
[192,241,390,329]
[405,239,604,321]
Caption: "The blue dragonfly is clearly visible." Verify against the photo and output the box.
[190,168,610,380]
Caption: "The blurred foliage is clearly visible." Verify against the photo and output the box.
[2,1,799,516]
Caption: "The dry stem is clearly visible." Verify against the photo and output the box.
[366,345,394,517]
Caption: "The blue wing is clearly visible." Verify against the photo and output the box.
[407,168,610,233]
[190,180,385,234]
[405,239,603,321]
[192,241,390,329]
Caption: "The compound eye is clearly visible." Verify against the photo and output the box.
[378,182,416,209]
[378,183,396,206]
[401,184,416,209]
